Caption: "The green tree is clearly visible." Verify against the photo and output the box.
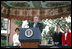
[13,20,22,27]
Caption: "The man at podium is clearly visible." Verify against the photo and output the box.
[19,16,44,48]
[28,16,44,33]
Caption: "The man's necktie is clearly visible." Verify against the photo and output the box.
[33,23,37,28]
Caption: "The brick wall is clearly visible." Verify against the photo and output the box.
[9,19,18,45]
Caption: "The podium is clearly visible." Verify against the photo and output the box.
[19,28,42,48]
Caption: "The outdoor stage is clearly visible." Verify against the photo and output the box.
[1,1,71,48]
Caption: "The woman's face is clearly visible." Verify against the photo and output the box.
[64,28,68,33]
[64,28,68,32]
[16,30,20,34]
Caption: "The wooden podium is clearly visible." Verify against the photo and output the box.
[21,42,39,48]
[19,28,41,48]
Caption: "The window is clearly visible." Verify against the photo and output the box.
[1,18,8,30]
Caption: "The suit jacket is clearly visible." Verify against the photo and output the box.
[28,22,44,33]
[62,32,71,46]
[52,32,62,45]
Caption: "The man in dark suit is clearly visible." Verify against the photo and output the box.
[52,26,62,46]
[28,16,44,33]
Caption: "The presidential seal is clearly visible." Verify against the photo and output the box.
[25,29,33,37]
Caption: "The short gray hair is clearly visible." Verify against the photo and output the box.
[34,16,39,19]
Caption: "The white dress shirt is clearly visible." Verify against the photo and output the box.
[65,33,67,40]
[33,23,37,28]
[13,33,21,46]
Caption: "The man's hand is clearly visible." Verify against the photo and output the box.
[15,42,20,46]
[64,44,68,46]
[55,42,59,45]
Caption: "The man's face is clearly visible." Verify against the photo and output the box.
[34,17,39,23]
[57,27,60,32]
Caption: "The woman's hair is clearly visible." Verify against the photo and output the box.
[15,28,20,32]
